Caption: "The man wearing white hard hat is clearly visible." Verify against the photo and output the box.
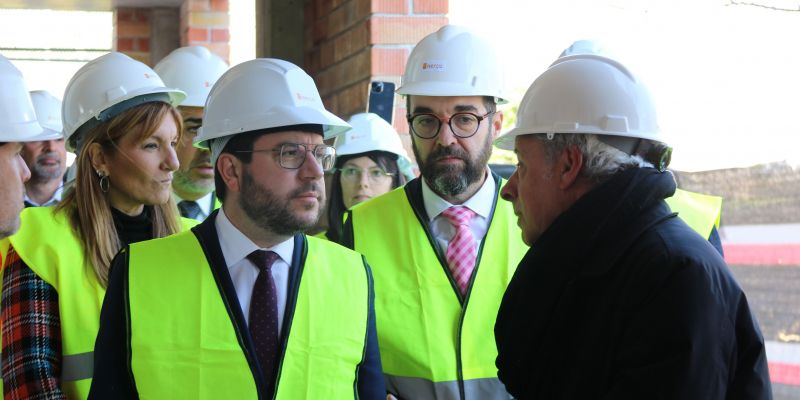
[0,55,38,242]
[560,39,726,257]
[493,53,770,398]
[91,58,385,398]
[322,112,412,243]
[343,25,527,399]
[21,90,67,207]
[154,46,228,220]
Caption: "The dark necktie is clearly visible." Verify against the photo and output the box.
[247,250,280,383]
[177,200,202,220]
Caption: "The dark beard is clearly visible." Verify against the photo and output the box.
[414,134,493,198]
[238,170,324,236]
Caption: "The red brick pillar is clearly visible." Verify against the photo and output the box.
[305,0,448,140]
[180,0,231,63]
[114,8,152,66]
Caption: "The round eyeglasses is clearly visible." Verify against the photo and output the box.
[237,143,337,172]
[407,111,495,139]
[339,166,394,184]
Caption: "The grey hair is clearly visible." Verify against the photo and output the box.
[535,133,652,183]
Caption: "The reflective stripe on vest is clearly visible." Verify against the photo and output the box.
[665,188,722,239]
[127,232,370,399]
[4,207,197,399]
[350,182,527,400]
[385,374,507,399]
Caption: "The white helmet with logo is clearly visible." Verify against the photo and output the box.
[337,113,407,159]
[154,46,228,108]
[195,58,350,149]
[29,90,64,141]
[62,52,186,150]
[495,54,662,151]
[0,54,41,142]
[397,25,507,104]
[337,113,415,179]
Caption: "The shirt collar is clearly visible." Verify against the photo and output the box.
[421,168,496,221]
[214,207,294,269]
[173,192,214,218]
[24,185,63,207]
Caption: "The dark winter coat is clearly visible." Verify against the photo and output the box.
[494,167,771,399]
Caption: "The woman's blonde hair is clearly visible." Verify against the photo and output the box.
[56,102,184,287]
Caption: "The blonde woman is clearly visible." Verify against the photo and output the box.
[0,52,193,399]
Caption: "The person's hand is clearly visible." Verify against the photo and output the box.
[386,394,397,400]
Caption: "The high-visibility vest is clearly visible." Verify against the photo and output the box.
[3,206,197,399]
[666,188,723,239]
[127,231,370,399]
[349,182,528,399]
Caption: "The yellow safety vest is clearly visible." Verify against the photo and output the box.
[4,206,197,399]
[349,181,528,399]
[127,232,370,399]
[665,188,723,239]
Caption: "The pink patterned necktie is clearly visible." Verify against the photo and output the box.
[441,206,477,296]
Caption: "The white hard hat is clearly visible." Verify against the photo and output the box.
[397,25,507,104]
[494,54,661,150]
[337,113,408,159]
[62,52,186,150]
[0,54,41,142]
[154,46,228,108]
[195,58,350,148]
[29,90,64,141]
[558,39,613,59]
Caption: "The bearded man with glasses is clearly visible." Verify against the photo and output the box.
[342,25,528,400]
[90,59,386,399]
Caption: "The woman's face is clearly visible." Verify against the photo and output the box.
[340,156,394,209]
[102,115,180,215]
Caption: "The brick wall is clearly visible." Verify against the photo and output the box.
[180,0,230,63]
[305,0,448,143]
[114,8,152,65]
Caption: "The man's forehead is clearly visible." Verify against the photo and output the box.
[409,95,486,113]
[178,106,204,120]
[255,130,324,145]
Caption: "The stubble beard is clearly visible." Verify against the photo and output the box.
[238,170,324,236]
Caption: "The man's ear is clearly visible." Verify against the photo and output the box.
[490,110,504,140]
[557,145,584,190]
[217,153,244,194]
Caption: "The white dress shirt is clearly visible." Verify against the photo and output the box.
[174,191,215,220]
[24,185,63,207]
[215,208,293,336]
[421,168,496,256]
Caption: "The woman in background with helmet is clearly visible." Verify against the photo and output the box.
[324,112,412,244]
[1,52,194,399]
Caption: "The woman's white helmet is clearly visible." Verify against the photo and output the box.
[154,46,229,108]
[195,58,350,151]
[29,90,64,141]
[336,113,407,159]
[494,54,662,151]
[62,52,186,151]
[0,54,41,142]
[397,25,507,104]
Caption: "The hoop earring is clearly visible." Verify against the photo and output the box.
[97,171,110,193]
